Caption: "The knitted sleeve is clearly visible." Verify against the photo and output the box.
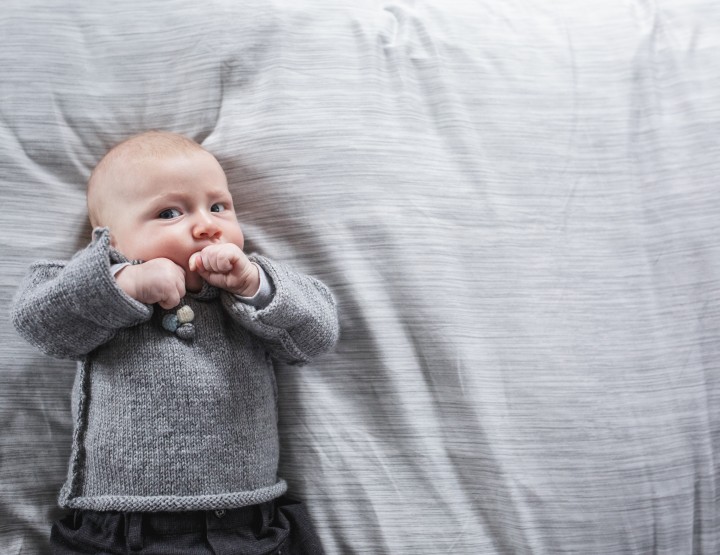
[220,255,340,364]
[10,229,152,360]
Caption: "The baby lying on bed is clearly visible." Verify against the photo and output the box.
[11,131,339,554]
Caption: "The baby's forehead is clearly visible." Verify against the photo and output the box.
[93,137,207,186]
[107,134,202,167]
[88,132,212,225]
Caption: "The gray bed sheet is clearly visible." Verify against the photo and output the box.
[2,1,719,553]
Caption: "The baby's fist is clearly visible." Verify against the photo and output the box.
[189,244,259,296]
[115,258,186,309]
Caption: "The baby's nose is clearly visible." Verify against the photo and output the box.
[193,214,221,239]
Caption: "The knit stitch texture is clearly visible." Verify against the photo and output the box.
[11,228,339,512]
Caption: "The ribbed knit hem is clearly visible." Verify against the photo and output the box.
[61,479,287,512]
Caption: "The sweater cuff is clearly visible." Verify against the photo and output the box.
[234,263,274,308]
[110,262,131,277]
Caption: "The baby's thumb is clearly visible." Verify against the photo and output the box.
[188,253,202,272]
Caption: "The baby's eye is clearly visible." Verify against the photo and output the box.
[158,208,182,219]
[210,203,226,213]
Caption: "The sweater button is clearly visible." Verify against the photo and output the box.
[214,509,226,519]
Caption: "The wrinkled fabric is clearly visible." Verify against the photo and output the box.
[1,1,719,553]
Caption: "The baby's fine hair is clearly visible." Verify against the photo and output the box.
[89,131,203,185]
[87,130,207,227]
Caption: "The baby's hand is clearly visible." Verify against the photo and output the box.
[115,258,186,309]
[188,244,260,297]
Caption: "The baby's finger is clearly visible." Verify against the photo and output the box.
[188,253,202,272]
[199,251,220,273]
[175,273,186,300]
[159,290,180,310]
[220,251,235,272]
[162,279,185,309]
[209,250,233,273]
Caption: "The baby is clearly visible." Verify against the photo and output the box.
[11,131,339,554]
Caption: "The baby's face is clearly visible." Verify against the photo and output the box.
[100,149,245,290]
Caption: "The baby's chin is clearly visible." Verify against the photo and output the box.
[185,270,205,293]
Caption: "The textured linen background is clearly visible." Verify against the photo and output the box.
[1,1,719,553]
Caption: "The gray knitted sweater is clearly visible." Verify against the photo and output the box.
[11,228,339,513]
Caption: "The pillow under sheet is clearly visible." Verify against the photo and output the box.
[1,1,719,553]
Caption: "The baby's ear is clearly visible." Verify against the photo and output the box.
[91,226,114,246]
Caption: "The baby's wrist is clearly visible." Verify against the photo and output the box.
[233,263,274,308]
[113,264,139,300]
[231,262,261,297]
